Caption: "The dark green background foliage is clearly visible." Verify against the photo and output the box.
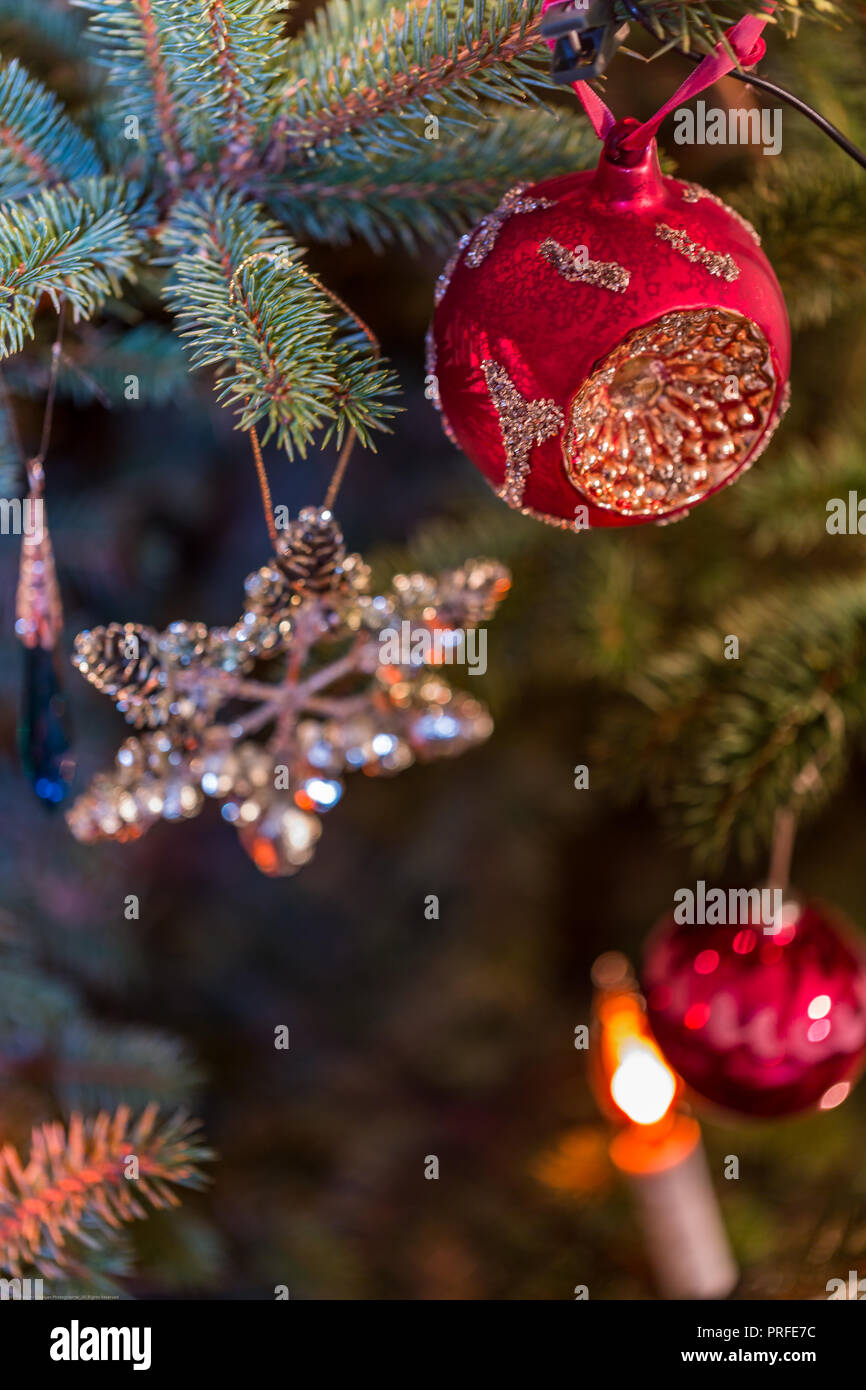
[1,1,866,1298]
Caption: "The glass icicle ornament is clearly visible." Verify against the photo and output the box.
[14,313,75,806]
[16,466,74,806]
[67,507,510,877]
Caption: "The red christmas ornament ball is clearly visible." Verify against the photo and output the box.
[642,899,866,1118]
[428,122,791,530]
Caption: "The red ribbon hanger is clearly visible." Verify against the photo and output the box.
[540,1,775,154]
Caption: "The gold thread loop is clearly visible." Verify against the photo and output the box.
[229,253,380,533]
[248,425,278,549]
[228,250,381,357]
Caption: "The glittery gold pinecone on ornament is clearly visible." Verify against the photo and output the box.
[67,513,510,876]
[275,507,347,595]
[73,622,191,729]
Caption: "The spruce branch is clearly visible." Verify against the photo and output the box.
[43,1238,136,1300]
[66,321,195,406]
[196,0,265,165]
[54,1023,203,1115]
[165,1,292,172]
[266,0,834,170]
[597,575,866,868]
[0,958,78,1036]
[161,185,398,452]
[73,0,191,180]
[0,1104,210,1279]
[730,429,866,557]
[266,0,550,169]
[0,178,146,357]
[0,367,22,491]
[266,105,596,249]
[5,320,195,408]
[0,56,101,199]
[732,154,866,330]
[0,952,202,1115]
[615,0,840,50]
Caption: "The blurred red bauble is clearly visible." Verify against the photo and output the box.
[642,900,866,1119]
[428,122,791,531]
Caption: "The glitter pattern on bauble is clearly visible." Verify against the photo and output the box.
[428,125,791,529]
[642,900,866,1119]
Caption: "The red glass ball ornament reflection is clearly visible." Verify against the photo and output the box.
[642,900,866,1118]
[428,122,791,530]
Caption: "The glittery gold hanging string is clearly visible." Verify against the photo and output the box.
[228,253,379,534]
[323,427,357,512]
[247,424,278,548]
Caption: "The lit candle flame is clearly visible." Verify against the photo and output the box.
[597,992,679,1126]
[611,1041,677,1125]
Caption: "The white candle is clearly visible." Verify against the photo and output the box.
[610,1114,738,1300]
[591,954,738,1300]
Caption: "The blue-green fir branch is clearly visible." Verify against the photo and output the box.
[0,1104,211,1280]
[732,154,866,331]
[263,105,596,249]
[0,55,101,200]
[160,1,293,172]
[0,367,22,491]
[0,951,201,1114]
[265,0,550,168]
[596,575,866,869]
[4,320,196,408]
[73,0,193,180]
[161,186,398,453]
[729,427,866,557]
[614,0,840,50]
[0,178,146,357]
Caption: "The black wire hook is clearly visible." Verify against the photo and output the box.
[617,0,866,171]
